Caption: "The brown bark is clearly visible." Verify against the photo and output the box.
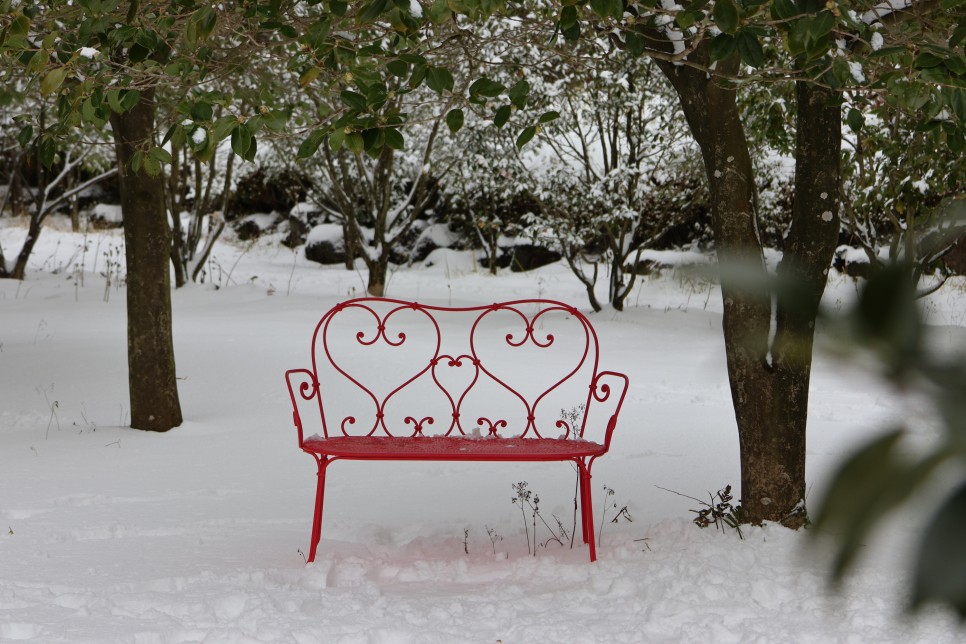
[10,217,43,280]
[111,88,184,432]
[656,51,840,526]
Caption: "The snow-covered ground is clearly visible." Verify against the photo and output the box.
[2,220,964,643]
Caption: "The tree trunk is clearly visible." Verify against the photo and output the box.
[765,80,842,527]
[110,88,184,432]
[367,257,387,296]
[10,215,43,280]
[656,52,839,526]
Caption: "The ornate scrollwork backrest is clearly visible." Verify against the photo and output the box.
[308,298,604,440]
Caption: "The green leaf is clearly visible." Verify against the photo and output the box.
[107,90,124,113]
[143,155,163,177]
[446,108,464,133]
[189,102,213,122]
[947,88,966,122]
[538,110,560,123]
[605,0,623,20]
[386,59,409,78]
[915,52,946,69]
[494,104,511,128]
[946,128,966,154]
[212,116,237,142]
[805,11,835,43]
[130,149,144,173]
[515,125,537,149]
[869,45,908,60]
[299,67,321,87]
[119,90,140,113]
[944,56,966,76]
[469,77,505,98]
[625,31,645,56]
[384,127,404,150]
[507,79,530,108]
[231,124,252,159]
[846,108,865,133]
[675,8,697,29]
[856,262,922,370]
[589,0,609,19]
[16,124,32,149]
[712,0,739,34]
[40,67,67,97]
[771,0,798,20]
[39,136,57,169]
[709,34,737,62]
[340,89,368,112]
[345,132,365,153]
[328,129,345,151]
[296,129,326,159]
[911,481,966,616]
[559,4,577,30]
[149,146,172,164]
[425,67,454,94]
[941,0,966,8]
[359,0,389,23]
[427,0,452,22]
[951,18,966,48]
[737,31,764,68]
[409,63,427,89]
[812,429,908,581]
[562,20,580,41]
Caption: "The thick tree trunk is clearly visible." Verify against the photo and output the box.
[110,88,183,432]
[763,80,841,527]
[657,52,839,526]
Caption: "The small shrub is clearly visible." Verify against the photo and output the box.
[658,484,744,539]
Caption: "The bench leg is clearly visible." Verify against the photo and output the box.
[307,456,330,564]
[577,459,596,562]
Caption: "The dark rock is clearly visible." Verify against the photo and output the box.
[509,244,561,272]
[305,224,347,265]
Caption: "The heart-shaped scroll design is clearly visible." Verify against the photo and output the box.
[469,304,593,438]
[317,301,440,436]
[427,353,480,436]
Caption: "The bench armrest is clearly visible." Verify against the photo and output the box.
[591,370,630,450]
[285,368,319,447]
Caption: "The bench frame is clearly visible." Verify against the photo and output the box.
[285,297,629,562]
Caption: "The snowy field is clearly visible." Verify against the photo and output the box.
[2,220,965,643]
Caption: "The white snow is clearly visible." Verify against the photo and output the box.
[191,127,208,146]
[861,0,914,24]
[90,203,123,224]
[1,218,964,642]
[306,222,344,245]
[417,222,460,248]
[77,47,98,59]
[238,212,280,233]
[289,201,321,219]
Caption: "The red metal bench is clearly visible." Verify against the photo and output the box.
[284,298,629,562]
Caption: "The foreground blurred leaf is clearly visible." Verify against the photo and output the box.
[911,481,966,617]
[814,430,948,582]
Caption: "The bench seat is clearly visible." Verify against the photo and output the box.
[303,435,608,460]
